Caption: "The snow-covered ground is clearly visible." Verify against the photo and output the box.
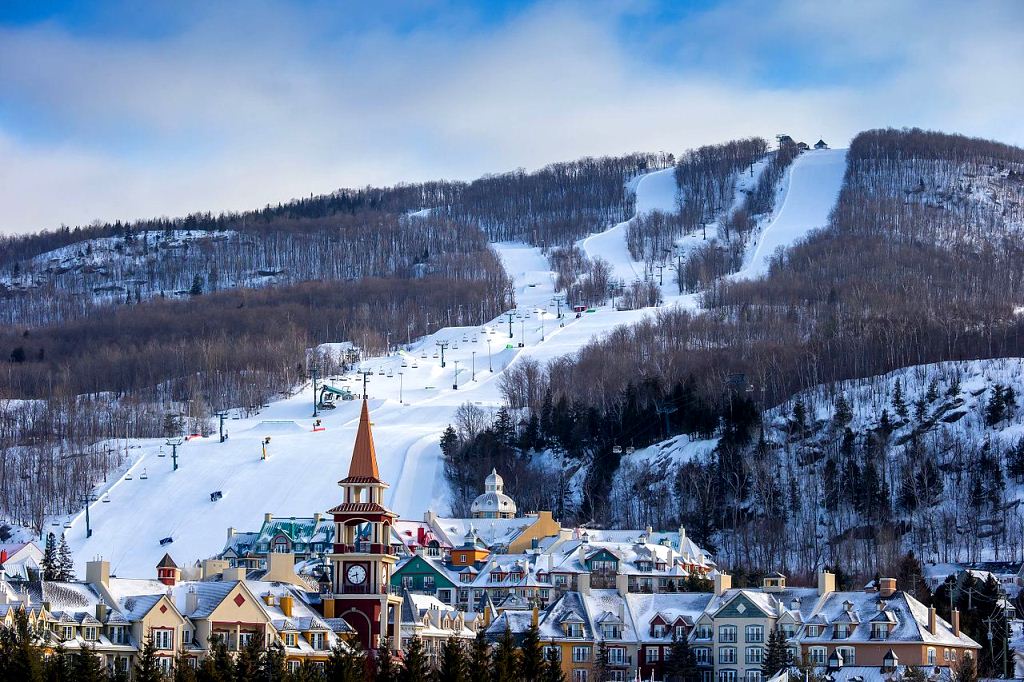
[737,148,847,278]
[62,151,850,577]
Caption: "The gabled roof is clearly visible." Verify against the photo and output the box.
[156,553,178,569]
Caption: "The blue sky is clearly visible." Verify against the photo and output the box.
[0,0,1022,234]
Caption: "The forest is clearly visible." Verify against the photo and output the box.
[446,127,1024,580]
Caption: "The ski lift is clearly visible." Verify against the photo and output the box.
[386,369,394,378]
[125,473,133,480]
[102,494,111,503]
[140,468,148,480]
[377,367,385,376]
[159,537,174,546]
[432,351,439,359]
[472,336,478,343]
[453,342,459,350]
[625,446,635,455]
[612,445,623,454]
[420,351,427,359]
[411,361,419,369]
[401,360,408,368]
[63,521,72,529]
[462,336,468,342]
[157,447,166,458]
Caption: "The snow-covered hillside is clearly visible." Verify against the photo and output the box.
[60,148,852,576]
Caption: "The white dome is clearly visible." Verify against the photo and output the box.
[470,491,517,515]
[485,468,504,493]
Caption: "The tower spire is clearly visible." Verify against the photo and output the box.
[346,399,381,481]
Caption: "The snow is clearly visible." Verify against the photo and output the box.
[60,151,852,578]
[737,148,847,278]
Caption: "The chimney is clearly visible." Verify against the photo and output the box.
[532,604,539,628]
[323,598,335,619]
[201,559,229,580]
[578,573,591,595]
[86,559,110,588]
[186,588,199,615]
[818,571,835,597]
[95,603,107,622]
[279,595,293,617]
[263,593,274,606]
[928,606,937,635]
[714,572,732,597]
[879,577,896,599]
[264,513,273,524]
[314,512,322,525]
[224,567,247,582]
[678,526,687,544]
[952,609,960,637]
[227,527,236,542]
[616,573,629,597]
[265,552,302,587]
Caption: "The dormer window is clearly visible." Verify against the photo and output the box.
[565,623,584,638]
[806,625,821,637]
[834,624,851,639]
[652,624,667,638]
[871,623,890,639]
[601,624,621,639]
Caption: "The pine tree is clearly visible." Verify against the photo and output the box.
[832,394,852,429]
[519,624,546,682]
[593,640,610,682]
[135,635,164,682]
[893,379,908,420]
[173,649,198,682]
[41,532,58,581]
[895,551,931,602]
[198,635,233,682]
[234,633,263,681]
[326,639,363,682]
[401,636,431,682]
[469,630,491,678]
[56,534,74,581]
[761,627,790,679]
[925,377,939,403]
[904,667,927,682]
[44,642,73,682]
[435,636,468,682]
[440,426,459,462]
[260,641,287,681]
[542,649,564,682]
[0,608,44,682]
[71,645,105,682]
[189,275,204,296]
[376,637,400,682]
[491,628,519,682]
[791,399,806,433]
[665,632,698,682]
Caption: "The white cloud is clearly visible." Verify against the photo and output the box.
[0,0,1021,234]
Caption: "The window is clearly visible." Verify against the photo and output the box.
[238,632,254,648]
[572,646,590,662]
[834,624,850,639]
[288,661,300,673]
[309,632,325,650]
[109,626,128,644]
[565,623,584,638]
[702,672,714,682]
[809,647,826,665]
[572,670,588,682]
[719,626,737,643]
[61,626,74,641]
[675,625,687,640]
[608,647,626,665]
[837,647,855,665]
[745,672,762,682]
[928,648,936,665]
[157,658,172,673]
[694,648,712,665]
[544,646,561,661]
[602,624,622,639]
[944,649,951,662]
[652,624,667,638]
[745,647,763,665]
[153,629,174,650]
[719,647,736,664]
[83,626,97,641]
[273,538,289,553]
[805,625,820,637]
[402,576,414,588]
[284,633,297,647]
[780,624,795,638]
[424,576,435,590]
[438,589,452,603]
[745,625,764,643]
[695,625,712,640]
[646,647,661,663]
[610,672,626,682]
[718,671,737,682]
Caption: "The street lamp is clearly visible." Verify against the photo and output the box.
[519,317,525,347]
[398,371,404,404]
[487,339,493,372]
[453,360,460,390]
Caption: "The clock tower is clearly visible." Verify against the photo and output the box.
[324,399,403,652]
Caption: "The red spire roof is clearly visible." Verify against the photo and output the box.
[345,399,381,482]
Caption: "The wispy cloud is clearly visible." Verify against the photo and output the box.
[0,0,1021,234]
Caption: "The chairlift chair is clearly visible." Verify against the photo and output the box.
[432,351,439,359]
[411,361,419,369]
[377,367,385,376]
[612,445,623,454]
[401,360,408,368]
[125,473,133,480]
[386,369,394,378]
[462,336,468,342]
[63,521,72,529]
[140,468,148,480]
[102,494,111,503]
[421,351,427,359]
[472,336,478,343]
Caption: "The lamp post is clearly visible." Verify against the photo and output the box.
[487,339,493,372]
[453,360,460,390]
[398,371,404,404]
[311,366,320,418]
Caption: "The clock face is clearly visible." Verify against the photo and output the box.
[346,564,367,585]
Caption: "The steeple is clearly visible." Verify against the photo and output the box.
[343,399,381,483]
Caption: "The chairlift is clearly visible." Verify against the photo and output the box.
[401,360,408,368]
[452,342,459,350]
[125,473,133,480]
[102,494,111,503]
[377,367,385,376]
[462,336,468,343]
[432,351,439,359]
[411,361,419,369]
[63,521,72,529]
[157,447,166,458]
[140,468,148,480]
[421,351,427,359]
[472,336,478,343]
[612,445,623,454]
[386,369,394,378]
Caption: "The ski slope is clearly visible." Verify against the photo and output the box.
[62,151,847,577]
[738,148,847,278]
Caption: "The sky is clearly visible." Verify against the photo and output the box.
[0,0,1022,235]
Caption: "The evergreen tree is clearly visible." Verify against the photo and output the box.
[0,608,44,682]
[893,379,908,420]
[952,653,978,682]
[469,630,491,678]
[56,534,75,581]
[234,633,263,681]
[260,641,287,681]
[791,399,806,434]
[519,624,546,682]
[440,426,459,463]
[326,639,363,682]
[375,637,400,682]
[761,627,790,679]
[491,628,519,682]
[904,667,927,682]
[895,551,931,602]
[41,532,58,581]
[925,377,939,403]
[665,632,698,682]
[435,636,468,682]
[44,642,73,682]
[986,384,1006,426]
[197,635,233,682]
[401,636,432,682]
[832,394,852,429]
[189,275,204,296]
[173,649,198,682]
[542,649,564,682]
[593,640,610,682]
[135,635,165,682]
[71,645,105,682]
